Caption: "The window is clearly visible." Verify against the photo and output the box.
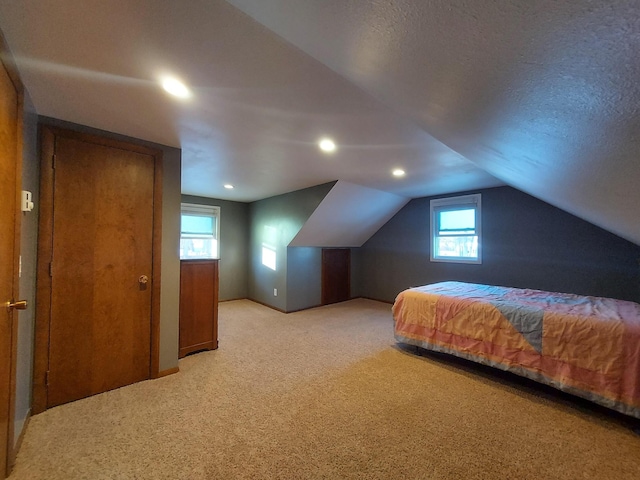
[180,203,220,259]
[430,194,481,264]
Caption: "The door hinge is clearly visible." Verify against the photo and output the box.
[51,154,56,169]
[45,371,50,386]
[49,262,53,277]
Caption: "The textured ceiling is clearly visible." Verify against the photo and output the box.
[0,0,500,205]
[1,1,638,244]
[290,181,409,247]
[228,0,640,245]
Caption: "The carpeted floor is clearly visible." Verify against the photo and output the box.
[9,299,640,479]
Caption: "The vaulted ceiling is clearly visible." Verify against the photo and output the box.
[1,1,639,244]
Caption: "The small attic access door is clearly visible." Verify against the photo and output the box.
[321,249,350,305]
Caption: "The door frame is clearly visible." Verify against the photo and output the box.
[32,126,163,414]
[1,30,24,477]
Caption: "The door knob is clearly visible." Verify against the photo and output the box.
[138,275,149,285]
[6,299,27,312]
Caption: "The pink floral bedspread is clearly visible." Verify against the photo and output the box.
[393,281,640,418]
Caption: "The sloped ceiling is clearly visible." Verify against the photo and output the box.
[1,1,638,245]
[290,181,409,247]
[228,0,640,245]
[0,0,500,205]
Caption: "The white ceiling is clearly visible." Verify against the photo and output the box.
[290,181,409,248]
[0,0,500,203]
[1,1,639,245]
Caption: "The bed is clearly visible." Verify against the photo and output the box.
[392,281,640,419]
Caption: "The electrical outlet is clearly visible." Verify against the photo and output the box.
[273,288,278,296]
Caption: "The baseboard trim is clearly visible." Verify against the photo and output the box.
[286,303,322,314]
[245,297,390,314]
[249,298,287,313]
[157,366,179,378]
[9,408,31,471]
[219,297,249,303]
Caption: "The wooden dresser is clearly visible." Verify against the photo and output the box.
[179,259,219,358]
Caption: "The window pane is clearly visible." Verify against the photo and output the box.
[439,209,475,233]
[430,194,481,264]
[435,235,478,259]
[181,214,215,236]
[180,238,217,259]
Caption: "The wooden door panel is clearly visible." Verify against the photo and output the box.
[322,249,351,305]
[0,56,19,478]
[47,136,155,407]
[179,260,219,358]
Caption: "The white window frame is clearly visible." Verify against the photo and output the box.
[430,193,481,264]
[180,203,220,259]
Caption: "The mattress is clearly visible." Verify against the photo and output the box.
[392,281,640,418]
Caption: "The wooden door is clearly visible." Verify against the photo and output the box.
[321,249,351,305]
[0,54,21,477]
[36,128,162,409]
[179,259,219,358]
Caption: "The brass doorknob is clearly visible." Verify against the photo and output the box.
[138,275,149,285]
[6,299,27,312]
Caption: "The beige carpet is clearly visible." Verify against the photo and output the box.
[10,299,640,479]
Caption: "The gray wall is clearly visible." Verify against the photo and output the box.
[159,149,181,372]
[248,182,335,311]
[287,247,360,311]
[39,117,182,373]
[358,186,640,303]
[286,247,322,312]
[181,195,249,301]
[183,188,335,311]
[14,92,38,447]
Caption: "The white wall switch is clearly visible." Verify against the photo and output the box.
[21,190,34,212]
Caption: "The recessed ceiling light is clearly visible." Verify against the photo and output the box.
[224,184,234,189]
[318,138,337,153]
[161,77,191,99]
[392,169,406,177]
